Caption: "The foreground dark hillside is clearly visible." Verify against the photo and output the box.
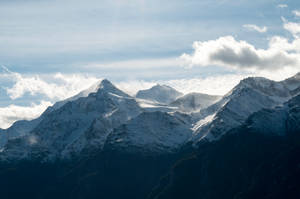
[0,129,299,199]
[149,130,300,199]
[0,148,189,199]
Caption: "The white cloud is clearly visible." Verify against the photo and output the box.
[117,75,246,96]
[2,66,99,101]
[0,101,52,129]
[268,36,300,52]
[277,4,288,8]
[292,10,300,17]
[243,24,268,33]
[180,36,299,71]
[283,21,300,38]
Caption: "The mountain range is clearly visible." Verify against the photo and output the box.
[0,73,300,199]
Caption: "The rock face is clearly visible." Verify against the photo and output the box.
[136,84,183,104]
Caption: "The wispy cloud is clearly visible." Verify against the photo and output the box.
[243,24,268,33]
[116,75,248,96]
[117,71,297,97]
[277,4,288,8]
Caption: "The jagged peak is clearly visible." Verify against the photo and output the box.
[95,79,129,97]
[98,79,115,89]
[97,79,117,91]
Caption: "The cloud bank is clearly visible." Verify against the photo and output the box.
[0,101,52,129]
[181,16,300,73]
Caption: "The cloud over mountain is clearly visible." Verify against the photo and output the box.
[180,36,299,71]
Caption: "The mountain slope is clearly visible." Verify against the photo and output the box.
[0,118,42,149]
[192,75,300,143]
[242,94,300,136]
[105,111,193,154]
[0,81,102,150]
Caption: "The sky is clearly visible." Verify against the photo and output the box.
[1,0,300,128]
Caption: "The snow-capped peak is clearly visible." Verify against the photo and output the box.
[136,84,183,104]
[95,79,131,98]
[0,79,142,161]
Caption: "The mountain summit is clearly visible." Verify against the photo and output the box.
[136,84,183,104]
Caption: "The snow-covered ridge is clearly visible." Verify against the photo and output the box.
[1,73,300,161]
[191,73,300,143]
[105,111,193,154]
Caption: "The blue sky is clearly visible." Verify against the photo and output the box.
[1,0,300,128]
[0,0,297,75]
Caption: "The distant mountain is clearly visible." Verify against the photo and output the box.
[136,84,183,104]
[170,92,221,112]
